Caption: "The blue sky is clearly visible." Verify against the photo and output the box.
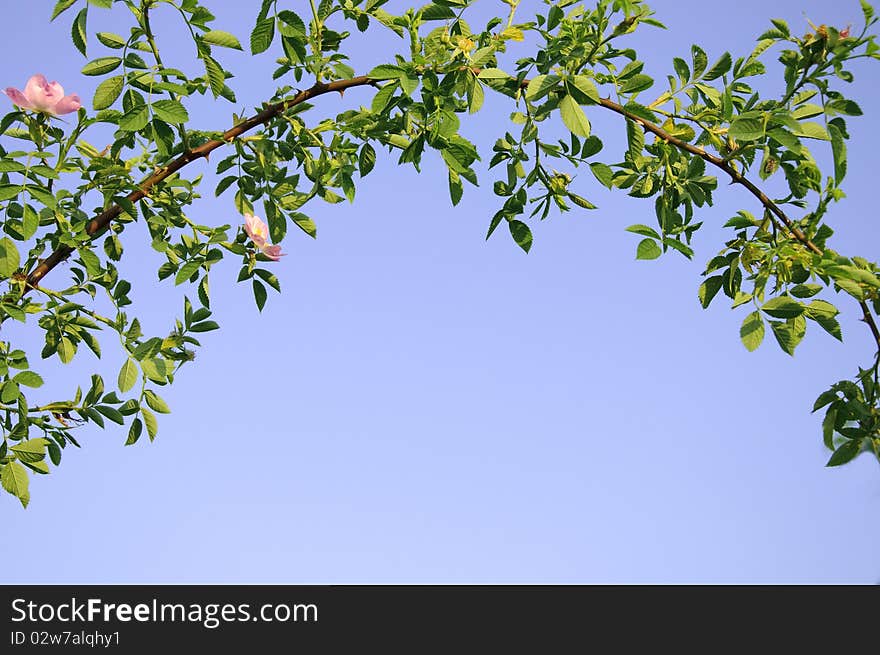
[1,0,878,583]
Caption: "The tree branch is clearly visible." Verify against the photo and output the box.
[591,95,880,357]
[23,73,880,359]
[24,76,376,291]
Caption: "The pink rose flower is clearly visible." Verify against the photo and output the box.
[5,74,81,116]
[243,213,284,261]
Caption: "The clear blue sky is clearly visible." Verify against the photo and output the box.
[1,0,877,583]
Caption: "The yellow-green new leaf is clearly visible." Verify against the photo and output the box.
[11,439,47,463]
[201,30,243,50]
[559,94,591,137]
[740,311,765,351]
[0,237,20,278]
[118,358,138,393]
[1,461,30,508]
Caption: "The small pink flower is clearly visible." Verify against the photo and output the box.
[261,244,284,262]
[5,74,81,116]
[243,213,284,261]
[839,25,851,38]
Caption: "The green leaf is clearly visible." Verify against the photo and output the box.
[175,259,202,286]
[813,390,838,413]
[367,64,405,80]
[421,3,455,20]
[568,194,596,210]
[468,78,484,113]
[51,0,78,21]
[142,359,168,384]
[525,74,559,101]
[570,76,600,104]
[291,212,317,238]
[673,57,690,82]
[141,406,158,441]
[201,30,243,50]
[625,224,660,239]
[448,170,463,206]
[93,75,124,110]
[253,279,267,311]
[47,441,62,466]
[792,121,830,141]
[508,220,532,253]
[829,123,847,185]
[761,296,804,319]
[619,74,653,94]
[691,45,708,78]
[27,185,56,209]
[635,238,661,260]
[203,56,226,98]
[0,237,21,278]
[251,16,275,54]
[189,321,219,332]
[10,439,46,463]
[126,418,143,446]
[703,52,732,80]
[152,99,189,124]
[729,117,764,141]
[826,439,862,467]
[792,103,824,120]
[144,389,171,414]
[78,247,101,277]
[0,185,21,202]
[371,81,398,114]
[1,461,30,508]
[72,8,88,56]
[96,405,125,425]
[806,300,842,341]
[558,94,591,137]
[118,358,138,393]
[804,299,838,319]
[790,284,822,298]
[478,68,509,80]
[96,31,126,49]
[626,119,644,160]
[81,57,121,76]
[198,275,210,309]
[0,380,19,403]
[769,317,805,356]
[740,311,765,352]
[359,143,376,176]
[698,276,723,309]
[21,205,39,240]
[589,162,613,188]
[13,371,43,388]
[58,337,76,364]
[119,105,150,132]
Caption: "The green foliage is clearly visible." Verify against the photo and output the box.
[0,0,879,507]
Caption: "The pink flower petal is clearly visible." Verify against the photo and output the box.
[261,244,285,261]
[4,87,34,110]
[24,74,59,113]
[52,94,81,115]
[243,213,268,248]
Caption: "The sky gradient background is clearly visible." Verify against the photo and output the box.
[1,0,878,583]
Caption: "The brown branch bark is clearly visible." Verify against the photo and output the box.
[22,73,880,357]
